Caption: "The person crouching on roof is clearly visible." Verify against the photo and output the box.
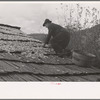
[43,19,70,55]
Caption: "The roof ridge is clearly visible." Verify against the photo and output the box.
[0,23,21,30]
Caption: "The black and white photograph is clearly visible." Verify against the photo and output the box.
[0,1,100,82]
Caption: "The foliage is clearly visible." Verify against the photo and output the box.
[56,3,100,54]
[56,3,100,31]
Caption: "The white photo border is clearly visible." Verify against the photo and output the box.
[0,1,100,99]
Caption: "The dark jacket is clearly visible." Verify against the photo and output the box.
[45,23,70,45]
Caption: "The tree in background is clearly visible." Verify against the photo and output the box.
[56,3,100,31]
[56,3,100,55]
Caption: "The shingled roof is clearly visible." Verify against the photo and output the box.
[0,23,21,30]
[0,24,100,81]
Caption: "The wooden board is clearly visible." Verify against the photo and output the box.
[64,65,100,74]
[29,64,80,75]
[0,60,17,72]
[14,74,38,81]
[21,74,39,81]
[3,61,20,72]
[0,75,15,81]
[81,75,100,81]
[37,76,62,81]
[11,62,33,73]
[9,74,25,81]
[64,65,88,73]
[60,76,88,81]
[13,74,27,81]
[0,77,4,81]
[0,53,5,59]
[0,53,19,61]
[28,64,67,75]
[30,75,44,81]
[25,64,43,74]
[27,64,47,74]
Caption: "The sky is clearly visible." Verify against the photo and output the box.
[0,2,100,34]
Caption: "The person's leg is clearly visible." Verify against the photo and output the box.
[50,32,70,54]
[51,42,63,54]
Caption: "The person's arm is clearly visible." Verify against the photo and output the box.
[45,32,51,44]
[43,33,51,47]
[43,29,52,47]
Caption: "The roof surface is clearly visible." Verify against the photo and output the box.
[0,24,100,81]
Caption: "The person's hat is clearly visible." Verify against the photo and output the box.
[43,19,52,26]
